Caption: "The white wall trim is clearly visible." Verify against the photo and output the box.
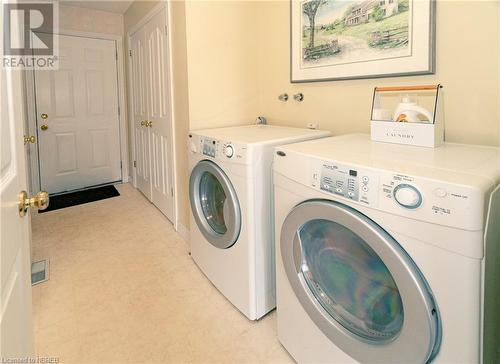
[126,35,137,189]
[24,29,129,191]
[127,1,182,233]
[23,71,39,195]
[166,1,181,233]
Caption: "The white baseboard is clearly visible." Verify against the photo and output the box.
[176,222,190,242]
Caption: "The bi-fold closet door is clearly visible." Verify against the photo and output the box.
[130,8,174,222]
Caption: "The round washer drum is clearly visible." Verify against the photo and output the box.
[189,160,241,249]
[280,199,441,363]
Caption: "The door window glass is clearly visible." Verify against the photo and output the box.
[298,219,404,341]
[199,172,227,235]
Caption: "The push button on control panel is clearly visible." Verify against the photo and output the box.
[434,188,447,198]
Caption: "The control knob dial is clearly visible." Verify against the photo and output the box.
[393,184,422,209]
[224,144,234,158]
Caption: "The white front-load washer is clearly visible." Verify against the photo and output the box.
[188,124,331,320]
[273,134,500,363]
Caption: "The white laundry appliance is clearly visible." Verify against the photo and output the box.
[188,124,331,320]
[273,134,500,363]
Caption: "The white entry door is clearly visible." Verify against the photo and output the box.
[34,34,122,194]
[1,69,34,358]
[130,8,174,222]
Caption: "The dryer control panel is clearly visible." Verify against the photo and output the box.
[202,138,217,158]
[188,134,248,164]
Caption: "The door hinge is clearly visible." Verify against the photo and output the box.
[118,105,120,115]
[116,49,118,60]
[171,187,174,196]
[164,25,168,36]
[133,160,137,168]
[120,161,122,169]
[129,50,132,57]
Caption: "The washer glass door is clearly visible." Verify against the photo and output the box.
[189,160,241,249]
[300,218,403,341]
[280,200,441,363]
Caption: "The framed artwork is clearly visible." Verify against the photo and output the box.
[291,0,436,82]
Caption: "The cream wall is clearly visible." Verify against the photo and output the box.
[258,0,500,147]
[181,0,500,146]
[184,0,261,130]
[59,4,124,35]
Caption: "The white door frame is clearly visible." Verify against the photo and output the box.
[24,29,129,194]
[127,1,179,231]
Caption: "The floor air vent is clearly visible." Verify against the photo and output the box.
[31,259,49,285]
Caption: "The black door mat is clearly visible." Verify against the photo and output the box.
[39,185,120,213]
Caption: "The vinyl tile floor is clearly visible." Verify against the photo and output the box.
[31,183,293,364]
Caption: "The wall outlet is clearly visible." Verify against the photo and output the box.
[307,122,319,130]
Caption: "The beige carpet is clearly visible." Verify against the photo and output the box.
[31,183,293,364]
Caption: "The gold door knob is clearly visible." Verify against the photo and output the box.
[24,135,36,144]
[146,121,153,128]
[140,120,146,127]
[18,190,49,217]
[41,113,48,119]
[40,124,48,131]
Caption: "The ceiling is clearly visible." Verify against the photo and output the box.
[59,1,133,14]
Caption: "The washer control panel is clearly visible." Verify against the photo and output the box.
[320,164,359,200]
[273,147,488,231]
[314,162,379,207]
[309,160,482,230]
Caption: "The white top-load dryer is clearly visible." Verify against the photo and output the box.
[188,124,331,320]
[273,134,500,363]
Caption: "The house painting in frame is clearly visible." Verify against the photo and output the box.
[291,0,436,82]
